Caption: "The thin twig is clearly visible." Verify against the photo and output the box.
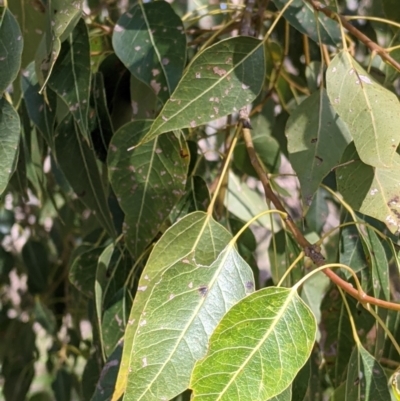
[306,0,400,72]
[242,127,400,311]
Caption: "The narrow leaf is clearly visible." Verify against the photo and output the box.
[190,287,316,401]
[0,98,20,196]
[286,88,351,207]
[327,51,400,168]
[142,36,265,142]
[0,7,23,94]
[108,120,189,258]
[113,2,186,103]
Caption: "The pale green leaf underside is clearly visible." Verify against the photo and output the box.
[337,142,400,234]
[327,51,400,168]
[190,287,317,401]
[113,2,186,104]
[142,36,265,142]
[286,88,351,207]
[0,98,20,196]
[108,120,189,258]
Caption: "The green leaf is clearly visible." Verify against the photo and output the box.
[55,114,116,238]
[267,386,292,401]
[336,142,400,234]
[48,18,91,141]
[142,36,265,142]
[305,188,329,234]
[271,0,341,46]
[113,2,186,104]
[190,287,316,401]
[286,88,351,207]
[345,344,391,400]
[113,211,252,401]
[0,7,23,94]
[108,120,189,257]
[0,98,20,197]
[21,62,57,151]
[327,51,400,168]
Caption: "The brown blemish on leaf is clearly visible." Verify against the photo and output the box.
[198,285,208,297]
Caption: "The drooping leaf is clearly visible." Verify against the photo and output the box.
[337,142,400,234]
[21,62,57,151]
[142,36,265,142]
[286,88,351,207]
[48,18,91,141]
[112,211,254,401]
[271,0,341,46]
[0,7,23,94]
[55,114,116,238]
[0,98,20,197]
[327,51,400,168]
[113,1,186,104]
[345,344,391,401]
[190,287,316,401]
[108,120,189,257]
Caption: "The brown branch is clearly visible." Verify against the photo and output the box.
[306,0,400,72]
[242,127,400,311]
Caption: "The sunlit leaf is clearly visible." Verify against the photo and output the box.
[142,36,265,142]
[327,51,400,168]
[108,120,189,258]
[113,2,186,103]
[190,287,316,401]
[287,88,351,207]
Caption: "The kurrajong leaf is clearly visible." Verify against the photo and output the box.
[112,211,254,401]
[141,36,265,142]
[327,51,400,169]
[113,1,187,104]
[190,287,316,401]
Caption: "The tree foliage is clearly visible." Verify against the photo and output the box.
[1,0,400,400]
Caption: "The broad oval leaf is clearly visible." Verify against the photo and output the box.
[113,2,186,104]
[327,51,400,168]
[0,7,23,94]
[112,211,254,401]
[108,120,189,258]
[190,287,316,401]
[0,98,20,196]
[271,0,341,46]
[286,88,351,207]
[142,36,265,142]
[337,142,400,234]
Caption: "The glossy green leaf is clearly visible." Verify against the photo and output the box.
[0,7,23,94]
[337,142,400,234]
[142,36,265,142]
[287,88,351,207]
[113,2,186,104]
[55,114,116,238]
[190,287,316,401]
[108,120,189,258]
[327,51,400,168]
[271,0,341,46]
[48,18,91,140]
[21,62,57,151]
[345,344,390,400]
[112,211,253,401]
[0,98,20,197]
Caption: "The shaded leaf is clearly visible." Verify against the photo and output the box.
[305,188,329,234]
[113,2,186,103]
[108,120,189,258]
[271,0,341,46]
[55,114,116,238]
[337,142,400,234]
[327,51,400,168]
[0,7,23,94]
[190,287,316,401]
[142,36,265,142]
[130,74,158,120]
[286,88,351,207]
[0,98,20,197]
[48,18,91,140]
